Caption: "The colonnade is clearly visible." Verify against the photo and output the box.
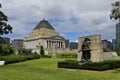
[47,40,64,49]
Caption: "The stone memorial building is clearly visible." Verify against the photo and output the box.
[78,35,103,62]
[23,19,66,53]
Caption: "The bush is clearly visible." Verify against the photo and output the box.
[40,55,51,58]
[0,55,20,64]
[25,53,40,60]
[18,55,26,61]
[58,60,78,68]
[61,53,77,58]
[18,48,32,55]
[0,53,40,64]
[0,45,15,56]
[40,46,44,56]
[58,60,120,71]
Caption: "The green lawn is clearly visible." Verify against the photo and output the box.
[0,58,120,80]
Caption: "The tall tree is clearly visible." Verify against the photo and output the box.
[0,3,12,43]
[110,1,120,20]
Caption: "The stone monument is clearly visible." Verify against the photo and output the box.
[52,43,57,58]
[78,35,103,62]
[79,38,91,62]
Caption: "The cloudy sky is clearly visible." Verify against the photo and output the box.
[0,0,118,42]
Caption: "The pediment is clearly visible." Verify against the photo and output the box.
[48,36,66,41]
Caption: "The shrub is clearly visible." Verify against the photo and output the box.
[0,53,40,64]
[58,60,78,68]
[58,60,120,71]
[0,55,20,64]
[0,45,15,56]
[18,48,32,55]
[40,55,51,58]
[61,53,77,58]
[18,55,26,61]
[25,53,40,60]
[40,46,44,56]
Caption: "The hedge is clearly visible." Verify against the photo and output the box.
[0,53,40,64]
[45,53,77,58]
[58,60,120,71]
[58,60,78,69]
[0,55,20,64]
[60,53,77,58]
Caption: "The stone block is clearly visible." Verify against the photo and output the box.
[0,61,5,66]
[78,34,103,62]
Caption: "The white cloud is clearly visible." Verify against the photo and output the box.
[0,0,117,41]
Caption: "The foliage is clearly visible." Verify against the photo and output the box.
[60,53,77,58]
[0,55,20,64]
[58,60,78,68]
[17,53,40,61]
[0,3,12,46]
[58,60,120,71]
[40,45,44,56]
[25,53,40,60]
[0,36,5,44]
[0,53,40,64]
[46,53,77,58]
[0,45,15,56]
[0,3,12,36]
[18,48,32,55]
[58,60,78,69]
[110,1,120,20]
[41,53,52,58]
[78,60,120,71]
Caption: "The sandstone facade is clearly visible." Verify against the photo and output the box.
[23,19,66,53]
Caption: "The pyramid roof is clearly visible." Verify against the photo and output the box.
[33,19,55,30]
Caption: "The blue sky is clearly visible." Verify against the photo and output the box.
[0,0,118,42]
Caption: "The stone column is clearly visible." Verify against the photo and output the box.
[50,41,52,48]
[47,41,49,48]
[47,41,48,48]
[59,42,60,48]
[59,41,60,48]
[57,41,59,48]
[52,43,56,58]
[61,42,63,48]
[49,41,50,48]
[52,41,53,48]
[60,42,62,49]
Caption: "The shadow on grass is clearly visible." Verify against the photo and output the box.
[112,69,120,73]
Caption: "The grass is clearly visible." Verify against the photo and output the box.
[0,58,120,80]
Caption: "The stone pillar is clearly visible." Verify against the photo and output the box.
[59,41,60,48]
[57,41,59,48]
[61,42,63,49]
[50,40,52,48]
[59,42,61,49]
[49,41,51,48]
[52,41,53,48]
[52,43,56,58]
[47,41,48,48]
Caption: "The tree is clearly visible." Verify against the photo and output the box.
[0,45,15,56]
[110,1,120,20]
[40,45,44,56]
[0,3,12,44]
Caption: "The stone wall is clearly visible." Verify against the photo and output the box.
[78,34,103,62]
[24,28,58,40]
[23,39,47,50]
